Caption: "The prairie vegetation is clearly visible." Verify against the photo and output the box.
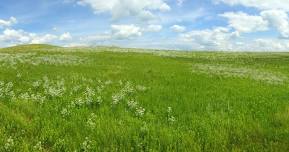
[0,44,288,151]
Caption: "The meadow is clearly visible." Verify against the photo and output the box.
[0,44,288,151]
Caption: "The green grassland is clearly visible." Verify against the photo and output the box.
[0,44,288,151]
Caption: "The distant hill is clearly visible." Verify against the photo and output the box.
[0,44,60,52]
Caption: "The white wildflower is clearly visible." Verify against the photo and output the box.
[16,73,22,78]
[168,116,176,123]
[72,85,81,92]
[33,141,43,151]
[95,96,102,105]
[136,85,147,92]
[167,107,172,113]
[123,82,134,93]
[81,137,92,152]
[4,136,14,151]
[104,80,112,85]
[84,87,95,98]
[5,82,13,93]
[61,108,70,117]
[19,92,30,101]
[85,98,93,105]
[127,100,138,109]
[112,94,123,105]
[75,98,85,107]
[135,107,145,117]
[68,101,76,109]
[86,113,97,129]
[167,107,176,124]
[32,81,41,88]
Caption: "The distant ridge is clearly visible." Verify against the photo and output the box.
[0,44,60,51]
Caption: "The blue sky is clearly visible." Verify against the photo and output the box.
[0,0,289,51]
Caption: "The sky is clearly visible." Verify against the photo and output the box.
[1,0,289,51]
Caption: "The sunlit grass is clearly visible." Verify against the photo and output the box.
[0,45,288,151]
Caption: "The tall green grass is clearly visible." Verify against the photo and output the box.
[0,45,288,151]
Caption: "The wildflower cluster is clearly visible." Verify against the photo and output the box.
[61,108,70,117]
[167,107,176,124]
[0,81,15,99]
[111,82,147,117]
[81,137,93,152]
[84,87,102,106]
[127,100,146,117]
[0,76,67,103]
[0,76,67,104]
[42,76,66,98]
[135,107,146,117]
[111,82,134,105]
[0,52,89,69]
[86,113,97,129]
[59,79,110,118]
[192,63,288,85]
[4,136,15,151]
[33,141,43,151]
[136,85,148,92]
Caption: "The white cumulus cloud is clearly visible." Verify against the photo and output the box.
[111,24,142,39]
[220,10,289,38]
[214,0,289,11]
[77,0,170,20]
[178,25,289,51]
[252,38,289,51]
[171,25,186,33]
[261,10,289,38]
[145,25,162,32]
[220,12,268,33]
[176,0,185,6]
[0,29,31,43]
[59,32,72,41]
[0,17,17,28]
[180,27,238,50]
[31,34,58,44]
[0,28,72,45]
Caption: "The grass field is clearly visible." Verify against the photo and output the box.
[0,44,288,151]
